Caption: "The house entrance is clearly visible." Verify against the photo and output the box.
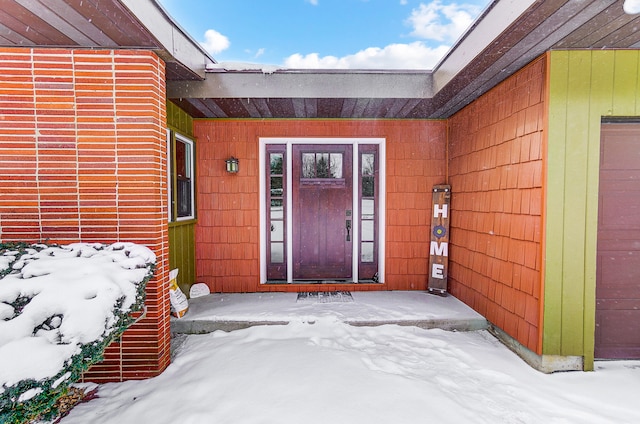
[260,138,385,285]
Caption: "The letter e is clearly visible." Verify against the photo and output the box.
[432,263,445,279]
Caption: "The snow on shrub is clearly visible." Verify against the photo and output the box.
[0,242,155,424]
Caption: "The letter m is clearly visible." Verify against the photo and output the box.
[430,241,448,256]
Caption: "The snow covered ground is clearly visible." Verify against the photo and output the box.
[61,317,640,424]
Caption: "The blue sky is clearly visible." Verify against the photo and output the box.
[158,0,491,69]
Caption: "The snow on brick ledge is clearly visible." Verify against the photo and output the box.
[0,242,156,424]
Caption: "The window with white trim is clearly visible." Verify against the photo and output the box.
[168,131,196,221]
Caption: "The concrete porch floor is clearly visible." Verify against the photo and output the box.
[170,291,488,334]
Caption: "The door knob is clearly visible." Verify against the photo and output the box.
[346,219,351,241]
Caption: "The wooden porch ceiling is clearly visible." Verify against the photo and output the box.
[0,1,638,119]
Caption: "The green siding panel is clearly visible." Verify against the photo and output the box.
[167,101,194,136]
[612,52,638,115]
[169,221,197,296]
[561,51,591,356]
[545,50,640,370]
[544,51,568,354]
[167,101,196,296]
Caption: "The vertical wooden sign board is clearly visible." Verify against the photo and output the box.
[428,184,451,295]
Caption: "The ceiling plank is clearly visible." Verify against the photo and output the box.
[242,98,265,118]
[67,0,155,47]
[214,98,252,118]
[317,98,342,118]
[394,99,424,118]
[0,0,74,45]
[303,98,318,118]
[251,98,273,118]
[267,98,296,117]
[37,0,117,45]
[0,21,31,44]
[591,17,640,48]
[340,98,358,118]
[15,0,100,45]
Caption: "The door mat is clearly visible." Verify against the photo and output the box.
[296,291,354,303]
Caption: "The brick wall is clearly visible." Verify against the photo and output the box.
[193,119,446,292]
[447,56,546,354]
[0,48,170,381]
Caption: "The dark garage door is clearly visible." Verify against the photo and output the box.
[596,122,640,359]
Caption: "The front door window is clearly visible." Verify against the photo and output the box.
[301,152,343,179]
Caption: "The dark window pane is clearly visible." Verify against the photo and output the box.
[270,176,283,197]
[177,177,191,217]
[316,153,330,178]
[270,153,283,175]
[176,140,188,177]
[362,176,375,197]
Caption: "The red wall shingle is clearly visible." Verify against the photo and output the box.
[448,56,546,354]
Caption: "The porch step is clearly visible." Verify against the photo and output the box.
[170,291,488,335]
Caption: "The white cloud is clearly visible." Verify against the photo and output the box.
[283,41,451,70]
[407,1,481,43]
[306,0,319,5]
[243,47,266,58]
[201,29,230,54]
[400,0,408,4]
[624,0,640,14]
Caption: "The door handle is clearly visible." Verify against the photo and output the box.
[346,219,351,241]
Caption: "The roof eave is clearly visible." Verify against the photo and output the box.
[119,0,216,80]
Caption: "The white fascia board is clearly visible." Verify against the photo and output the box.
[167,70,434,99]
[119,0,215,79]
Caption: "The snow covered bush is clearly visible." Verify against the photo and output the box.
[0,242,156,424]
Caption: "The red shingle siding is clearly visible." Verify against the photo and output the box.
[193,119,447,292]
[0,48,170,382]
[448,56,546,354]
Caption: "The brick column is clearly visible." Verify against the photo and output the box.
[0,48,170,381]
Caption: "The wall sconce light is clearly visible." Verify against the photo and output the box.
[225,156,239,173]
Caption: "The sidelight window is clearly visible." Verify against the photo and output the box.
[266,146,287,280]
[359,147,378,280]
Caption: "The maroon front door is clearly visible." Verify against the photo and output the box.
[292,144,353,280]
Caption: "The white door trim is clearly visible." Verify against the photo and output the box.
[259,137,386,284]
